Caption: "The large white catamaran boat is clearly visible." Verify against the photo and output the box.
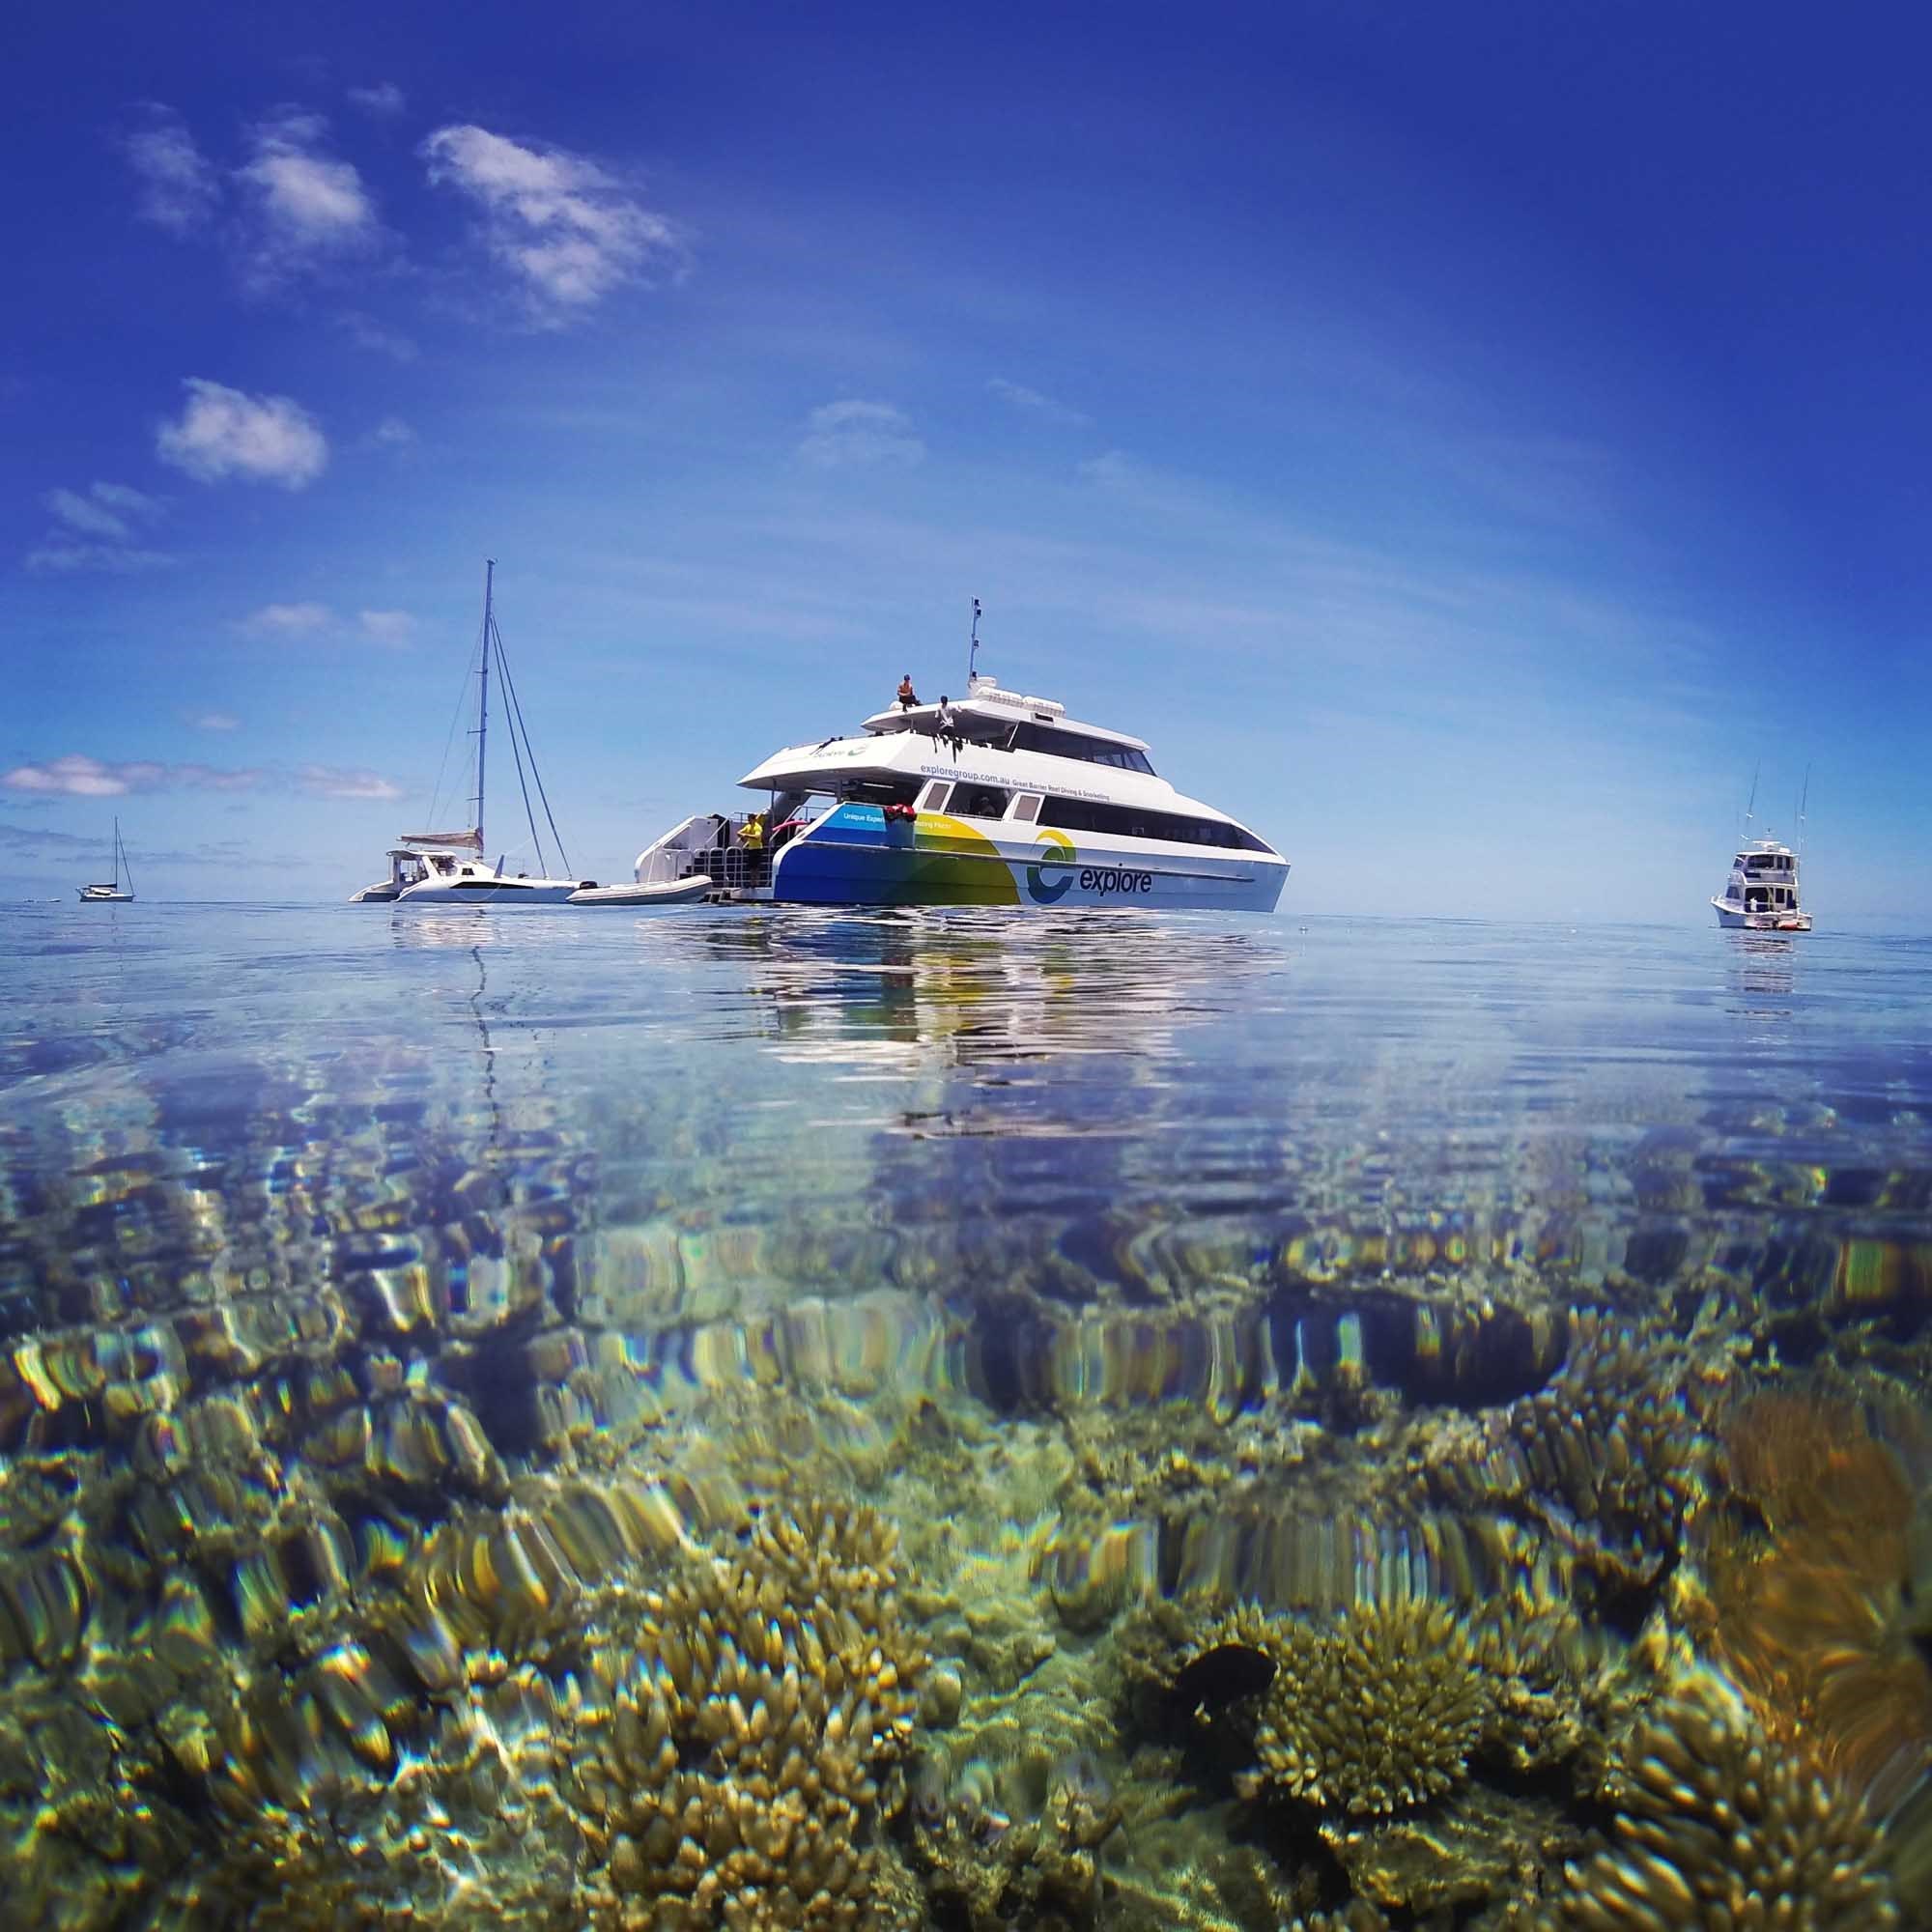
[629,610,1288,912]
[352,562,592,907]
[77,818,135,902]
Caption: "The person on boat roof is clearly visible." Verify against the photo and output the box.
[896,673,919,710]
[935,695,961,757]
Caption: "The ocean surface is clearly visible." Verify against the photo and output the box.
[4,902,1931,1928]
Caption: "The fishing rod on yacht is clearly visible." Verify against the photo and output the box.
[1795,764,1810,858]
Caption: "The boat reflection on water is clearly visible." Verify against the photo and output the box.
[1726,932,1800,1030]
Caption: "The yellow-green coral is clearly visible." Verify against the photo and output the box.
[577,1500,926,1930]
[1531,1671,1900,1930]
[1242,1600,1490,1815]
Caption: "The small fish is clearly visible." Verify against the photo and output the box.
[1170,1642,1275,1722]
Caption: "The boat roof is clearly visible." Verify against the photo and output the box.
[861,673,1150,753]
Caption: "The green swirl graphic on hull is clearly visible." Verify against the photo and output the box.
[1026,829,1077,905]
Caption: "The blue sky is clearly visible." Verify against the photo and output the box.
[3,3,1926,921]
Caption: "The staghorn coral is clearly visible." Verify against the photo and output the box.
[1283,1905,1389,1932]
[1429,1314,1717,1589]
[1531,1670,1900,1930]
[575,1498,926,1931]
[1697,1384,1932,1815]
[1241,1600,1490,1815]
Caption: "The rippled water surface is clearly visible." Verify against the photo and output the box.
[4,902,1931,1928]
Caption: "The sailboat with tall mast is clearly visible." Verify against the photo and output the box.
[77,818,135,902]
[351,561,591,905]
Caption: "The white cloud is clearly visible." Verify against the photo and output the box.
[185,711,241,731]
[1077,449,1150,490]
[357,609,415,645]
[46,488,129,540]
[347,82,407,117]
[299,764,403,801]
[238,111,380,287]
[25,540,175,574]
[25,481,172,573]
[799,399,925,469]
[420,124,680,324]
[367,415,416,448]
[0,755,257,797]
[986,378,1090,428]
[125,108,219,232]
[3,755,387,804]
[156,379,327,489]
[242,601,333,636]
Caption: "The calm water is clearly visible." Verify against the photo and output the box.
[4,903,1931,1926]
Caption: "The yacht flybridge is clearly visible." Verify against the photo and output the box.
[1712,837,1811,932]
[629,665,1288,911]
[352,562,592,906]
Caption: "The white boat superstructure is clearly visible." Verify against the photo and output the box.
[631,654,1288,912]
[351,561,592,907]
[1712,837,1811,932]
[78,817,135,902]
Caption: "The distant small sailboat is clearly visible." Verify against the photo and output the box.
[77,817,134,902]
[351,560,593,906]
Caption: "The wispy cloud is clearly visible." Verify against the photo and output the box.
[799,399,925,469]
[124,106,219,233]
[241,601,333,637]
[2,756,398,805]
[1,754,264,797]
[337,311,419,361]
[346,82,407,118]
[185,711,241,731]
[156,378,327,489]
[25,481,173,573]
[365,415,416,450]
[299,764,402,801]
[238,109,381,288]
[420,124,682,325]
[356,609,415,645]
[986,378,1090,428]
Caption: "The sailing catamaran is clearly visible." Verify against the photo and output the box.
[77,818,134,902]
[351,561,592,905]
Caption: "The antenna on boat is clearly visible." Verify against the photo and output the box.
[1796,763,1810,856]
[967,597,982,690]
[473,558,495,852]
[1741,761,1759,842]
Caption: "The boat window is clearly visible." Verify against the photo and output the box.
[838,779,923,809]
[917,781,954,812]
[1037,796,1271,851]
[952,784,1009,818]
[1009,793,1041,823]
[1007,721,1156,774]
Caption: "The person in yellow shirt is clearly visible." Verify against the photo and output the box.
[740,811,765,856]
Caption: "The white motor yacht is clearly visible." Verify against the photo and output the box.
[631,639,1288,912]
[351,562,593,907]
[1712,837,1811,931]
[78,817,135,902]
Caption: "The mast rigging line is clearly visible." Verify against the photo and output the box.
[490,611,572,877]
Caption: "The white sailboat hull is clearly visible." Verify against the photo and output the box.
[394,875,584,906]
